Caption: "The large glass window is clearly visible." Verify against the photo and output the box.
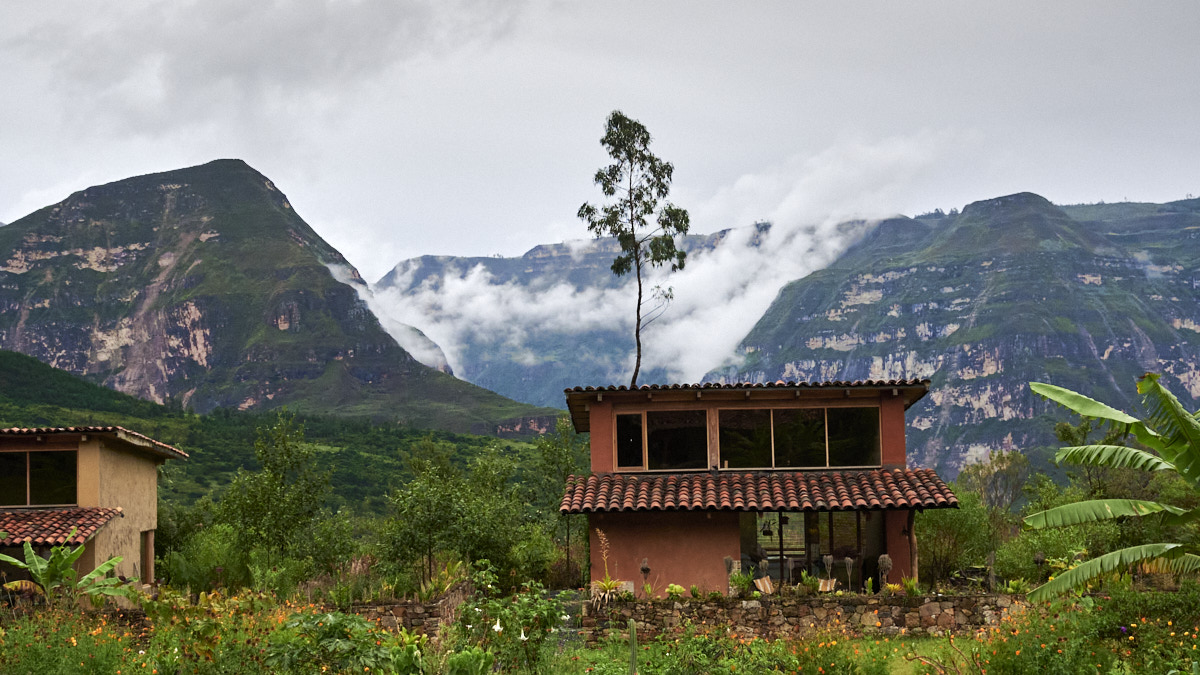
[719,409,772,468]
[646,410,707,470]
[0,452,26,505]
[0,451,77,506]
[615,414,644,468]
[613,406,881,471]
[773,409,828,468]
[827,408,881,467]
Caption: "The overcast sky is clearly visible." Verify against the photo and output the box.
[2,1,1198,282]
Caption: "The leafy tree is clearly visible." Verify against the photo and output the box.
[531,413,588,584]
[1024,375,1200,600]
[958,448,1030,588]
[916,489,990,588]
[218,410,331,566]
[578,110,690,386]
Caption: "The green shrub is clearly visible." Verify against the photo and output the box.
[160,522,252,591]
[266,611,427,674]
[449,561,565,673]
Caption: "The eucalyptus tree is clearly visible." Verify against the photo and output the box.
[578,110,690,386]
[1025,374,1200,601]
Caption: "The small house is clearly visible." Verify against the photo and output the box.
[0,426,187,584]
[559,380,957,595]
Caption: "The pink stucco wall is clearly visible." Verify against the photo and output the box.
[589,510,741,596]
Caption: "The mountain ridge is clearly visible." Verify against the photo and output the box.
[0,159,554,434]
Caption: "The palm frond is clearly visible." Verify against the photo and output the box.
[1025,499,1187,529]
[1055,444,1173,472]
[1030,382,1140,424]
[1027,543,1190,601]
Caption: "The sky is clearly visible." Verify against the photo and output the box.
[2,1,1199,286]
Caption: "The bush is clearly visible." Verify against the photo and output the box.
[266,611,427,674]
[449,562,565,672]
[160,522,252,591]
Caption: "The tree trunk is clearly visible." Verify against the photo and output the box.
[631,256,643,387]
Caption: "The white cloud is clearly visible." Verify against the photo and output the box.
[369,135,938,382]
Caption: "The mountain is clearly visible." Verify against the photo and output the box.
[708,193,1200,476]
[374,226,773,407]
[0,160,554,434]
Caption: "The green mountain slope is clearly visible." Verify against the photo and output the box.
[0,160,554,434]
[0,349,533,511]
[709,193,1200,476]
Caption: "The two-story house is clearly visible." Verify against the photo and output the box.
[0,426,187,584]
[559,380,957,595]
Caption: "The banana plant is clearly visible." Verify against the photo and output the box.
[0,527,134,605]
[1024,374,1200,601]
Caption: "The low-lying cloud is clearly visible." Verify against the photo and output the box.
[365,135,945,386]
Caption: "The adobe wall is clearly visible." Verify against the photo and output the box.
[578,593,1025,646]
[92,442,160,580]
[589,511,740,596]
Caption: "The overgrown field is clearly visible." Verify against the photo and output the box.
[3,581,1200,674]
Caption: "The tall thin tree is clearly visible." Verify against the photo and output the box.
[578,110,690,386]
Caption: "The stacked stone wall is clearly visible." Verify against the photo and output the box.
[348,582,471,636]
[577,593,1024,646]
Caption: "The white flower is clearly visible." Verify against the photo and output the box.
[493,619,502,632]
[466,625,473,630]
[561,614,570,622]
[520,628,528,641]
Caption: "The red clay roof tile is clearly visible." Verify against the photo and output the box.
[559,469,957,514]
[0,507,123,547]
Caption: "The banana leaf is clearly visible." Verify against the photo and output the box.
[1027,543,1199,602]
[1055,444,1173,472]
[1138,374,1200,488]
[1025,499,1188,529]
[1031,382,1140,425]
[2,579,43,595]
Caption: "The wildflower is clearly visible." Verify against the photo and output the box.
[520,628,528,641]
[493,619,502,632]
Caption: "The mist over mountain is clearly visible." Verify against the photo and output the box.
[370,192,1200,474]
[0,160,553,434]
[708,193,1200,475]
[371,217,873,407]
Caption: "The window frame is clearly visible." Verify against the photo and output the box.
[713,405,884,471]
[612,409,710,472]
[0,448,79,508]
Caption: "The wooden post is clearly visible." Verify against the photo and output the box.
[906,509,918,585]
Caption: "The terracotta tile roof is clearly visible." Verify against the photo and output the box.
[559,469,957,514]
[0,507,123,547]
[0,426,187,460]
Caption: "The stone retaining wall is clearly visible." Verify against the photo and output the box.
[348,582,471,636]
[578,593,1025,646]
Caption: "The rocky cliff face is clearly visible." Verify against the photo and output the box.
[0,160,551,433]
[708,193,1200,475]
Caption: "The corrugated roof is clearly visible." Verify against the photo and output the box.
[0,507,123,547]
[559,469,956,513]
[0,426,187,460]
[563,379,931,432]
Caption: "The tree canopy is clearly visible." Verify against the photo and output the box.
[578,110,690,386]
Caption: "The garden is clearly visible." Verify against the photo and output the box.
[2,376,1200,673]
